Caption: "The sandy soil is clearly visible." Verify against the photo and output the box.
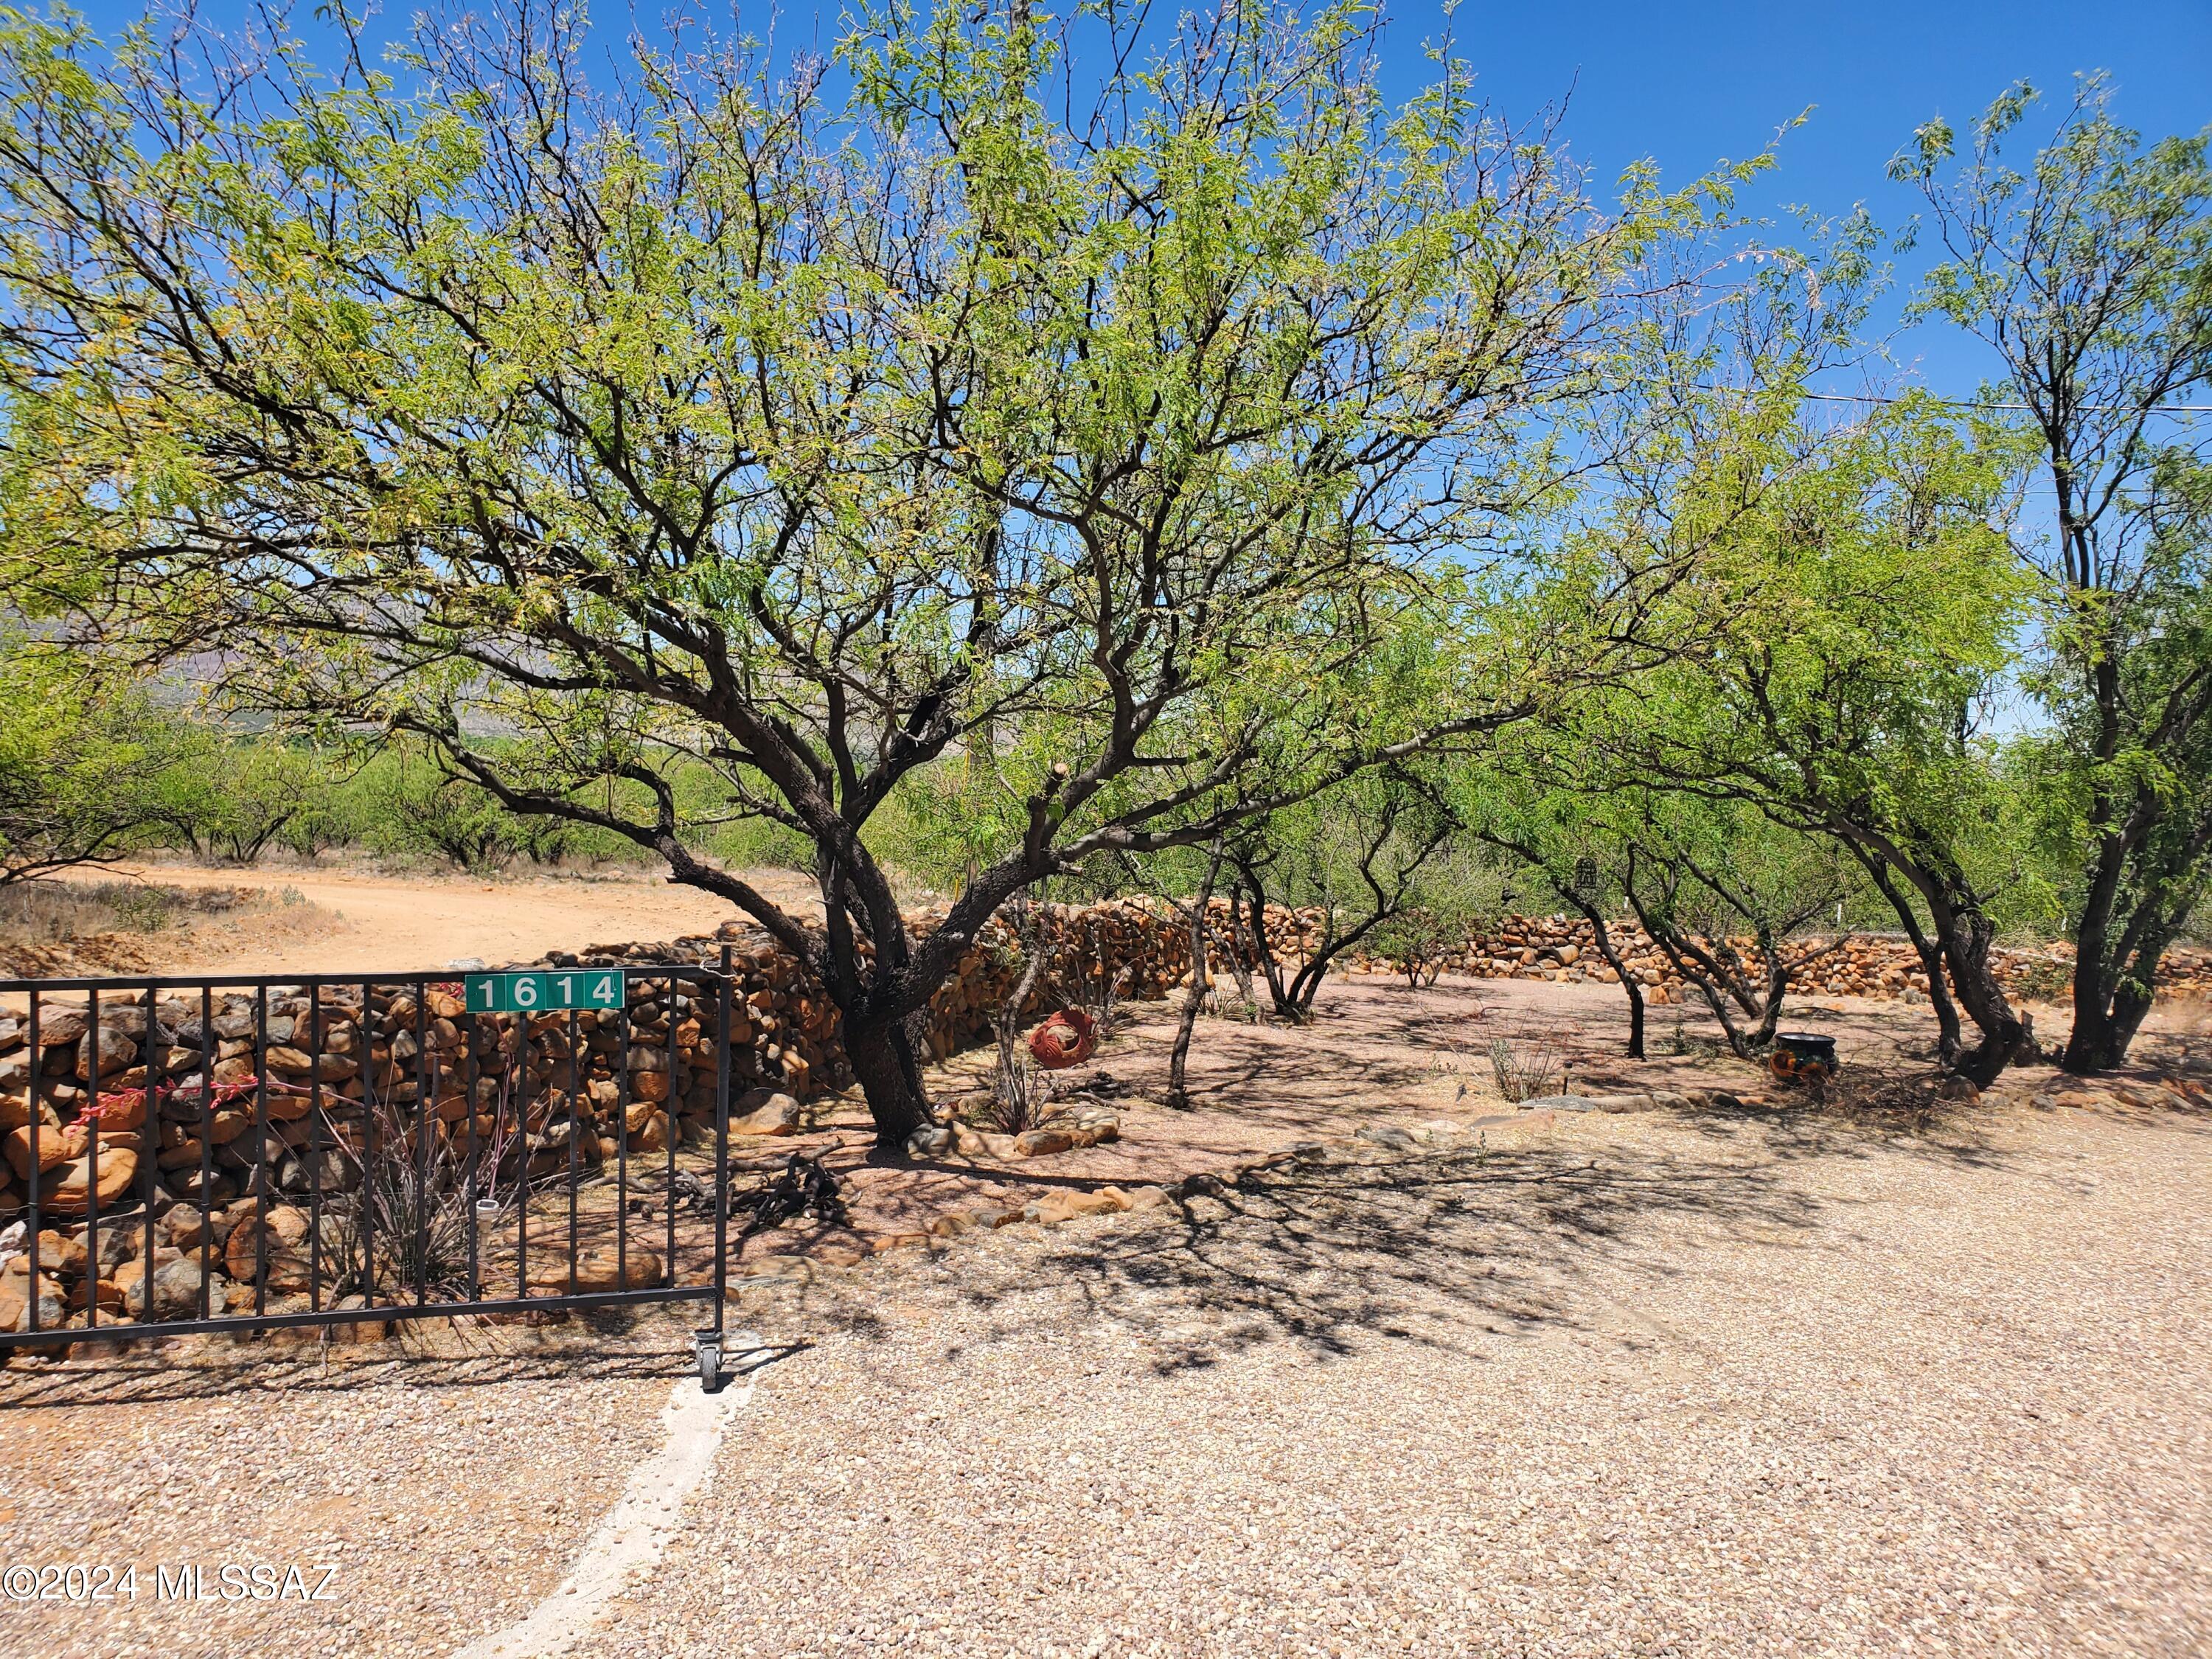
[0,1321,698,1658]
[49,860,821,978]
[709,969,2177,1257]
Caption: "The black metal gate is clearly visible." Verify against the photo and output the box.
[0,956,732,1384]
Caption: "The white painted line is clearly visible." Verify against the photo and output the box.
[452,1342,759,1659]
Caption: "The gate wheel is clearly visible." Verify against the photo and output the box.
[693,1327,723,1391]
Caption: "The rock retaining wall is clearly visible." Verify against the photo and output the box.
[1334,914,2212,1004]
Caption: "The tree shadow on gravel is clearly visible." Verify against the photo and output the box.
[1658,1068,2212,1178]
[945,1144,1830,1374]
[0,1306,725,1410]
[1645,1090,2029,1173]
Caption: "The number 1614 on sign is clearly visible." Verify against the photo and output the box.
[464,970,626,1014]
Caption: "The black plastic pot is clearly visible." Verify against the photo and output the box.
[1770,1031,1838,1078]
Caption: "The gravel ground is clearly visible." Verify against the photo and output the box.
[0,1318,695,1657]
[577,1099,2211,1659]
[7,1097,2207,1657]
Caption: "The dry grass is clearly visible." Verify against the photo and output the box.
[1488,1032,1563,1101]
[0,878,310,978]
[3,877,237,939]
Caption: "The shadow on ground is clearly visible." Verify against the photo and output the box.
[0,1305,712,1410]
[1020,1144,1825,1372]
[748,1130,1877,1372]
[886,1107,2067,1375]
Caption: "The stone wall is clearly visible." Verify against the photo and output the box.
[1338,914,2212,1004]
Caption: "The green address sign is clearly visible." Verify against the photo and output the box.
[465,969,627,1015]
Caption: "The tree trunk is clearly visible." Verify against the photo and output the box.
[1558,892,1642,1059]
[2062,950,2160,1073]
[1624,890,1768,1061]
[1239,870,1304,1022]
[1166,845,1225,1108]
[1687,979,1757,1060]
[1262,891,1406,1022]
[1223,900,1258,1013]
[2065,826,2129,1071]
[1598,919,1645,1059]
[1851,846,1964,1059]
[1166,975,1205,1109]
[2060,817,2205,1071]
[1913,933,1964,1060]
[1934,907,2029,1089]
[844,1018,929,1152]
[1745,925,1792,1053]
[2062,942,2122,1074]
[2104,975,2157,1065]
[2058,654,2145,1074]
[1843,832,2026,1088]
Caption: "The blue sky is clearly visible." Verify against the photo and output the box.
[1402,0,2208,204]
[1378,0,2211,394]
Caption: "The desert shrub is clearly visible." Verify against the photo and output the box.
[1488,1036,1561,1103]
[352,750,669,872]
[701,811,813,875]
[986,894,1057,1134]
[1366,849,1503,989]
[132,737,748,872]
[148,734,336,863]
[372,767,522,872]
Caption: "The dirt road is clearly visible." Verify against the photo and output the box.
[72,861,822,976]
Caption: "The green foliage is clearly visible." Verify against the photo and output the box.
[1363,846,1502,989]
[337,748,762,874]
[0,0,1719,1029]
[116,735,810,875]
[0,636,190,882]
[1568,388,2031,872]
[8,0,2202,1108]
[1546,288,2046,1077]
[147,734,335,863]
[1898,75,2212,1065]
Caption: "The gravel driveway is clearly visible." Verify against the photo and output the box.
[0,1324,688,1658]
[580,1101,2211,1658]
[6,1099,2205,1657]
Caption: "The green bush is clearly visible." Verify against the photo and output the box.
[0,639,193,883]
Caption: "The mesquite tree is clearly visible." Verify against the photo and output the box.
[1539,203,2046,1089]
[1470,754,1863,1061]
[1896,80,2212,1072]
[1465,773,1652,1057]
[0,634,186,883]
[1228,767,1466,1021]
[1612,801,1857,1062]
[1599,403,2039,1085]
[0,2,1690,1145]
